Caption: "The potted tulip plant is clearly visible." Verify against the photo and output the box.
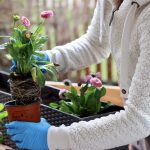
[50,73,124,120]
[0,11,57,122]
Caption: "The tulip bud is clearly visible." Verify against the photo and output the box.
[21,16,30,27]
[13,15,20,22]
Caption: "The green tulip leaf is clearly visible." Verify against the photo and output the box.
[0,103,4,112]
[71,86,78,95]
[0,111,8,120]
[100,87,106,98]
[49,103,59,109]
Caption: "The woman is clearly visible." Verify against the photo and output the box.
[6,0,150,149]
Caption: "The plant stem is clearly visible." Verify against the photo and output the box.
[0,36,10,38]
[34,19,45,35]
[13,20,16,29]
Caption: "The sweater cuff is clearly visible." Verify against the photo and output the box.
[47,125,71,150]
[45,50,65,72]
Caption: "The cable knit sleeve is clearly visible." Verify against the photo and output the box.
[45,0,111,73]
[47,10,150,150]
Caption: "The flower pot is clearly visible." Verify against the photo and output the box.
[5,100,40,122]
[5,73,41,122]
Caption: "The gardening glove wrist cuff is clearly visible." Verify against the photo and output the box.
[45,49,66,73]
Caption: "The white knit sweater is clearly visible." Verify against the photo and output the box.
[45,0,150,149]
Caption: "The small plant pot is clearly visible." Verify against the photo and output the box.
[5,100,40,122]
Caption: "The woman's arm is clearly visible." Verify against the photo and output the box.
[47,9,150,150]
[45,0,112,73]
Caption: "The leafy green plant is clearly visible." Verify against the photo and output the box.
[50,73,111,117]
[0,103,8,143]
[0,11,57,87]
[0,103,7,122]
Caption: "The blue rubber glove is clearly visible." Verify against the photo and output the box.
[10,53,50,73]
[10,60,17,72]
[5,118,51,150]
[34,53,50,62]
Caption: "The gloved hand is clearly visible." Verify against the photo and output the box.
[10,60,17,72]
[34,53,50,62]
[5,118,51,150]
[10,52,50,72]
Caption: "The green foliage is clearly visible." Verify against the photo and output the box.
[0,103,8,122]
[50,83,110,117]
[0,133,3,143]
[4,15,57,87]
[0,103,8,143]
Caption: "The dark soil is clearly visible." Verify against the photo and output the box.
[9,72,41,104]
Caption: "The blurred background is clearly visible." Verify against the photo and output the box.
[0,0,118,85]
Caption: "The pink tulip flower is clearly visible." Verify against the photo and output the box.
[21,16,30,27]
[41,10,54,19]
[90,77,102,88]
